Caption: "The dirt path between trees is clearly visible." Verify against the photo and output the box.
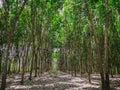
[0,72,120,90]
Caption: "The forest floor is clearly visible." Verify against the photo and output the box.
[0,72,120,90]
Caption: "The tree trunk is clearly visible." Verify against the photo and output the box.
[103,0,110,89]
[7,59,11,74]
[0,49,2,75]
[84,0,104,88]
[80,57,83,77]
[87,32,92,84]
[1,0,27,88]
[21,46,25,85]
[34,48,38,77]
[29,56,34,80]
[1,44,10,90]
[18,57,21,72]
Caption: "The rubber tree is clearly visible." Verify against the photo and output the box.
[0,0,28,89]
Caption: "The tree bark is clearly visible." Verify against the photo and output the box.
[0,49,2,75]
[84,0,104,88]
[34,48,38,77]
[104,0,110,89]
[1,44,10,90]
[87,33,92,83]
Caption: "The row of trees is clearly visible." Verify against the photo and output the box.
[0,0,64,90]
[58,0,120,90]
[0,0,120,90]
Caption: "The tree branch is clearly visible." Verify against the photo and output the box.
[11,0,28,35]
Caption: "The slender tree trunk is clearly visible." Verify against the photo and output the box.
[84,0,105,88]
[7,59,11,74]
[34,48,38,77]
[40,58,43,75]
[74,64,77,77]
[87,54,91,83]
[21,46,25,85]
[29,54,34,80]
[87,32,92,84]
[1,44,10,90]
[29,0,36,80]
[80,57,83,77]
[18,57,21,72]
[1,1,9,89]
[0,49,2,75]
[21,44,30,84]
[104,0,110,89]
